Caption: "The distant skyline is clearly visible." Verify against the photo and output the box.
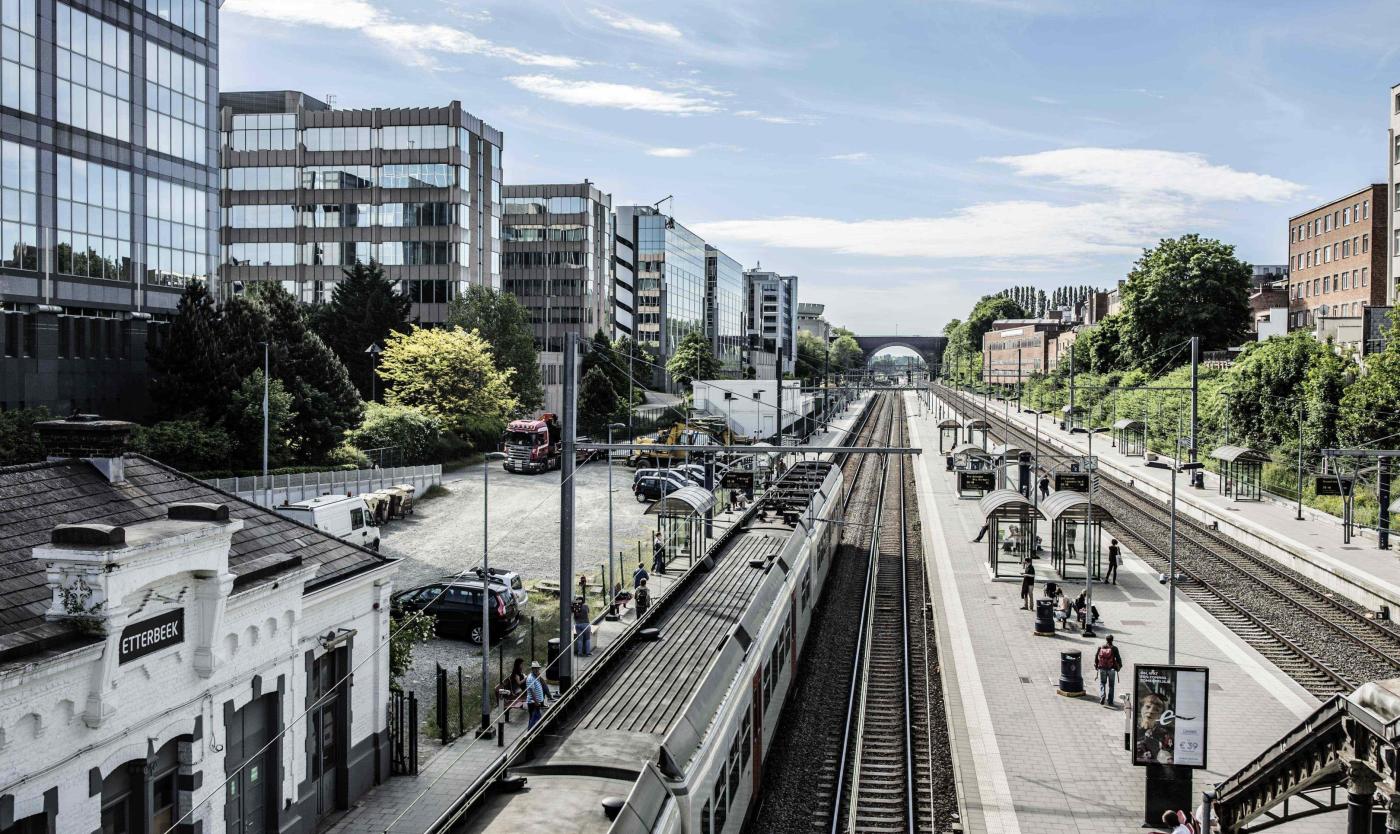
[221,0,1400,335]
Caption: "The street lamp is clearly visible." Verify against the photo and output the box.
[477,450,508,737]
[1024,408,1053,552]
[606,422,627,620]
[1146,459,1204,664]
[364,342,383,402]
[257,341,270,507]
[1070,426,1110,638]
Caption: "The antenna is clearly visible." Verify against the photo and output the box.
[324,94,337,109]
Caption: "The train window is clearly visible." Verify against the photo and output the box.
[700,801,711,834]
[742,712,752,767]
[801,571,811,610]
[728,732,742,802]
[713,774,728,831]
[762,661,772,707]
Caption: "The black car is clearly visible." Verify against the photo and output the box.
[391,580,520,644]
[633,470,689,502]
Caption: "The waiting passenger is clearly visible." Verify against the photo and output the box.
[632,562,649,589]
[499,658,526,723]
[1019,557,1035,610]
[1106,539,1121,584]
[1055,589,1072,630]
[1038,475,1051,499]
[634,578,651,617]
[571,596,592,657]
[524,661,549,729]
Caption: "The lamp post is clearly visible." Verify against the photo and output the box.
[364,342,382,402]
[752,389,765,443]
[1070,426,1109,638]
[258,341,270,507]
[1025,408,1052,553]
[1146,459,1204,664]
[478,451,508,737]
[606,422,627,620]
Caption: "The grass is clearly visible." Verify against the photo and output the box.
[418,483,451,501]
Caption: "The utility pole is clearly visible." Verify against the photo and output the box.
[260,341,269,507]
[776,355,783,448]
[1381,456,1392,551]
[1190,336,1200,476]
[1295,403,1305,521]
[558,333,578,691]
[1068,345,1076,429]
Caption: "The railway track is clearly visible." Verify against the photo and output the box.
[935,384,1400,697]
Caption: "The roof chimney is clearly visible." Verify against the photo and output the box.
[35,414,136,484]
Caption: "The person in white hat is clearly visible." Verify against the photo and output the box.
[524,660,549,729]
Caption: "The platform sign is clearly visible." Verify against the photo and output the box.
[1131,665,1209,769]
[721,470,755,490]
[1055,472,1090,492]
[1314,477,1354,497]
[118,608,184,665]
[958,471,997,492]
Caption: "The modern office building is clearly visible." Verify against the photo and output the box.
[797,301,831,344]
[613,205,706,390]
[744,267,798,377]
[218,92,502,324]
[0,0,219,418]
[704,244,744,376]
[1286,185,1386,337]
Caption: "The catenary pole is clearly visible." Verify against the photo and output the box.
[558,332,578,691]
[1190,336,1199,473]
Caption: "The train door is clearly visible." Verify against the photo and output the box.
[750,672,764,796]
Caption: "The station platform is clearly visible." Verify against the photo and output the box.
[940,390,1400,615]
[907,393,1331,834]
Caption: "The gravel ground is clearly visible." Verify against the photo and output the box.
[380,458,661,728]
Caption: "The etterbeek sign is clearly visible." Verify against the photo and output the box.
[118,608,184,664]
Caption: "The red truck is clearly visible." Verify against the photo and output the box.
[502,413,562,473]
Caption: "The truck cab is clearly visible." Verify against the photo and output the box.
[502,413,562,473]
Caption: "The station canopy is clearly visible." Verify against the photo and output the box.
[950,443,993,459]
[1038,490,1112,524]
[977,488,1042,519]
[645,485,718,517]
[965,419,992,430]
[1209,445,1272,464]
[937,419,961,429]
[1112,419,1144,432]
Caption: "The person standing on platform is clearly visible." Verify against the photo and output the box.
[1038,474,1051,499]
[634,578,651,617]
[1163,810,1196,834]
[499,658,526,724]
[1095,635,1123,706]
[571,595,592,656]
[1106,539,1121,584]
[652,531,666,573]
[524,661,549,729]
[972,521,989,543]
[632,561,649,589]
[1019,557,1036,609]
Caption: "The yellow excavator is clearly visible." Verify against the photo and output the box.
[627,416,749,468]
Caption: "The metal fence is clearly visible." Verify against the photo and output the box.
[205,465,442,508]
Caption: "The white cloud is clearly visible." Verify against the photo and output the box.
[646,147,696,158]
[588,8,682,40]
[734,109,818,126]
[827,152,870,161]
[224,0,580,68]
[988,147,1304,202]
[505,74,720,114]
[1031,95,1061,105]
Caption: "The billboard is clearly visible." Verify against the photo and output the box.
[1132,665,1209,768]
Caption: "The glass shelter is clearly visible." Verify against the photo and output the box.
[1210,445,1272,502]
[1040,490,1111,581]
[977,488,1043,578]
[645,485,717,569]
[1113,419,1146,457]
[938,419,962,454]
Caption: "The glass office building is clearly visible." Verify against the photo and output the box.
[0,0,218,417]
[615,205,706,391]
[705,244,744,376]
[745,268,799,376]
[218,92,502,324]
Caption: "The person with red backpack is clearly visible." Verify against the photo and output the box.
[1094,635,1123,706]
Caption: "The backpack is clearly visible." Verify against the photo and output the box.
[1096,645,1115,670]
[571,600,585,619]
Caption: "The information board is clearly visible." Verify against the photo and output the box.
[1131,664,1209,768]
[958,471,998,492]
[1314,477,1354,497]
[1055,472,1090,492]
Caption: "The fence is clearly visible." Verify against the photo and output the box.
[388,690,419,775]
[204,465,442,508]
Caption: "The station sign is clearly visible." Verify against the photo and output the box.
[1314,477,1354,497]
[721,470,755,490]
[118,608,184,665]
[1131,664,1209,769]
[1055,472,1091,492]
[958,471,997,492]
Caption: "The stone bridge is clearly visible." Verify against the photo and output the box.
[852,335,947,368]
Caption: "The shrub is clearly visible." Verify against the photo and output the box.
[348,403,443,465]
[325,441,371,469]
[0,407,50,465]
[131,420,233,472]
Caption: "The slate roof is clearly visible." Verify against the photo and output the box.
[0,455,395,657]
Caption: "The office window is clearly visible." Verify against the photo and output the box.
[1334,211,1341,228]
[401,279,455,304]
[1313,278,1320,294]
[0,138,35,271]
[145,42,207,163]
[1363,234,1369,253]
[228,204,295,229]
[1344,207,1351,226]
[1324,246,1331,264]
[229,113,294,151]
[56,154,131,281]
[225,167,296,190]
[380,163,453,189]
[301,240,372,266]
[1364,200,1370,219]
[380,202,456,227]
[0,0,36,114]
[381,124,451,150]
[146,177,207,287]
[380,240,451,266]
[299,203,373,227]
[303,126,372,152]
[302,165,374,189]
[1343,240,1351,258]
[137,0,207,38]
[1362,268,1369,286]
[57,4,130,141]
[225,241,294,266]
[1343,272,1350,290]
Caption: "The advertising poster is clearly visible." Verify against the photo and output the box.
[1132,665,1209,768]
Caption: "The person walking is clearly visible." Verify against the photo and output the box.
[524,661,549,729]
[1038,474,1051,499]
[632,561,649,589]
[1019,556,1036,610]
[1106,539,1121,584]
[499,658,526,724]
[571,595,592,657]
[972,522,989,543]
[1095,635,1123,706]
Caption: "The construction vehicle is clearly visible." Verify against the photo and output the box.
[626,415,746,468]
[502,413,562,473]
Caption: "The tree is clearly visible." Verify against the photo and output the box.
[308,260,411,401]
[830,327,864,371]
[795,331,826,383]
[1220,332,1323,450]
[389,610,436,693]
[225,370,296,469]
[1119,234,1251,368]
[1338,319,1400,448]
[446,285,542,412]
[149,282,237,422]
[0,407,49,465]
[1302,343,1349,454]
[131,420,232,472]
[348,403,443,464]
[578,366,621,436]
[666,330,720,388]
[377,326,519,434]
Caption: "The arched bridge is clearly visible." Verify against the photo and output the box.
[852,335,947,368]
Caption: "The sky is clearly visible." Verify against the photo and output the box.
[220,0,1400,337]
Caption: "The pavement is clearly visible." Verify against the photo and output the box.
[908,392,1332,834]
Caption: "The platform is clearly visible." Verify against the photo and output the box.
[939,389,1400,616]
[908,393,1332,834]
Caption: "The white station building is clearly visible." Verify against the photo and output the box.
[0,416,399,834]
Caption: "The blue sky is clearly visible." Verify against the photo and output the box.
[221,0,1400,336]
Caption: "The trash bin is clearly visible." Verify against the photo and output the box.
[1034,599,1056,635]
[1057,649,1085,696]
[945,456,955,471]
[545,637,562,682]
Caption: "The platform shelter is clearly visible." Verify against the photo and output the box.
[1040,490,1111,581]
[977,488,1043,577]
[937,419,961,454]
[991,444,1029,491]
[1210,445,1272,501]
[1060,404,1083,432]
[1112,419,1145,457]
[965,419,991,449]
[646,485,716,568]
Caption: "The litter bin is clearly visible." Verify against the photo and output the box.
[1057,649,1085,697]
[945,456,955,471]
[545,637,562,682]
[1034,599,1056,635]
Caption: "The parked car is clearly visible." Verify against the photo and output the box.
[633,470,690,502]
[275,495,380,551]
[390,579,520,644]
[467,566,530,609]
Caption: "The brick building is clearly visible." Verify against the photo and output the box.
[1286,185,1387,333]
[981,318,1072,384]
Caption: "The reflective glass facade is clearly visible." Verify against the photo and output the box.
[1,0,37,114]
[57,4,130,141]
[145,41,207,163]
[705,245,744,375]
[56,154,130,282]
[614,206,706,389]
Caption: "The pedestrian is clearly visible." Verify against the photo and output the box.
[1106,539,1121,584]
[1162,810,1196,834]
[1038,474,1050,499]
[499,658,526,723]
[1019,556,1035,610]
[1054,588,1072,630]
[971,522,989,543]
[634,578,651,617]
[571,595,592,657]
[652,531,666,573]
[524,661,548,729]
[632,561,649,589]
[1095,635,1123,706]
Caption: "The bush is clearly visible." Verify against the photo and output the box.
[131,420,233,472]
[325,441,371,469]
[0,407,50,465]
[434,429,473,462]
[348,403,442,464]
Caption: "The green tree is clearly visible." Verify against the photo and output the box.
[795,331,826,383]
[348,403,443,464]
[378,326,519,433]
[666,329,720,388]
[225,370,296,469]
[578,366,621,436]
[446,285,542,412]
[308,260,411,401]
[1220,332,1322,450]
[0,406,50,465]
[149,282,237,422]
[1119,234,1251,368]
[830,328,864,372]
[1302,343,1349,453]
[131,420,233,472]
[389,610,436,693]
[1338,320,1400,448]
